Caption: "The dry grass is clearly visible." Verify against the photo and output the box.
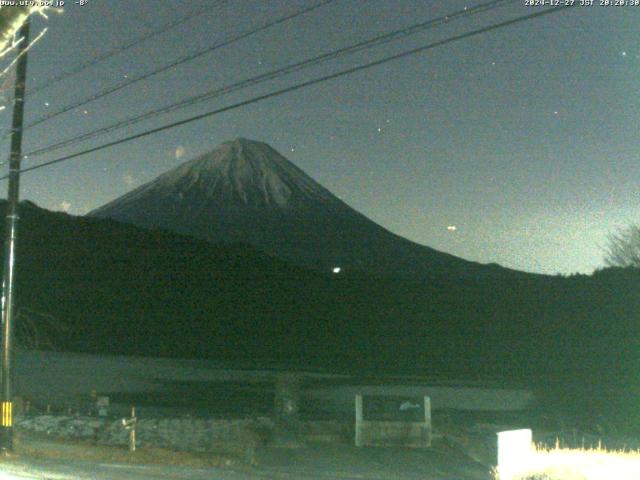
[495,443,640,480]
[9,430,250,469]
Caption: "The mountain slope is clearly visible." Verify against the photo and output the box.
[89,138,516,278]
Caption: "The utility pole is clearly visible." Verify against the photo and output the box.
[0,18,30,452]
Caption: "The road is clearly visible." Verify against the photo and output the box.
[0,458,251,479]
[0,445,491,479]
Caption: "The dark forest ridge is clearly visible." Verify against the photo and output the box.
[0,196,637,431]
[4,200,639,415]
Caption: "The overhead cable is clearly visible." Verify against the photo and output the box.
[15,0,337,135]
[24,0,517,159]
[3,5,572,180]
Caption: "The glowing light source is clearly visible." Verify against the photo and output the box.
[498,434,640,480]
[332,267,341,274]
[0,5,54,61]
[497,429,534,480]
[447,225,457,231]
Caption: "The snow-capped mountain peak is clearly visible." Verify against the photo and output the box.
[89,138,505,278]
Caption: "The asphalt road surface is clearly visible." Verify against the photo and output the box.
[0,445,491,479]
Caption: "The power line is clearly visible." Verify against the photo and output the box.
[27,1,227,97]
[2,5,572,181]
[14,0,337,136]
[24,0,517,159]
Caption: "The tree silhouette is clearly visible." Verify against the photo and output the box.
[604,225,640,268]
[15,307,65,351]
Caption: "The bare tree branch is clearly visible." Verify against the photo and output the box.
[0,5,51,61]
[15,306,67,351]
[604,225,640,268]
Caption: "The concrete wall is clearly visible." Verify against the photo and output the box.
[16,414,269,455]
[12,351,534,418]
[308,384,534,414]
[12,350,283,402]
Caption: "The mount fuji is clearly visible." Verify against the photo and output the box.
[89,138,513,278]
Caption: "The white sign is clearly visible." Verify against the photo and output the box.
[497,429,533,480]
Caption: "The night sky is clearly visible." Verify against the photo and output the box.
[0,0,638,275]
